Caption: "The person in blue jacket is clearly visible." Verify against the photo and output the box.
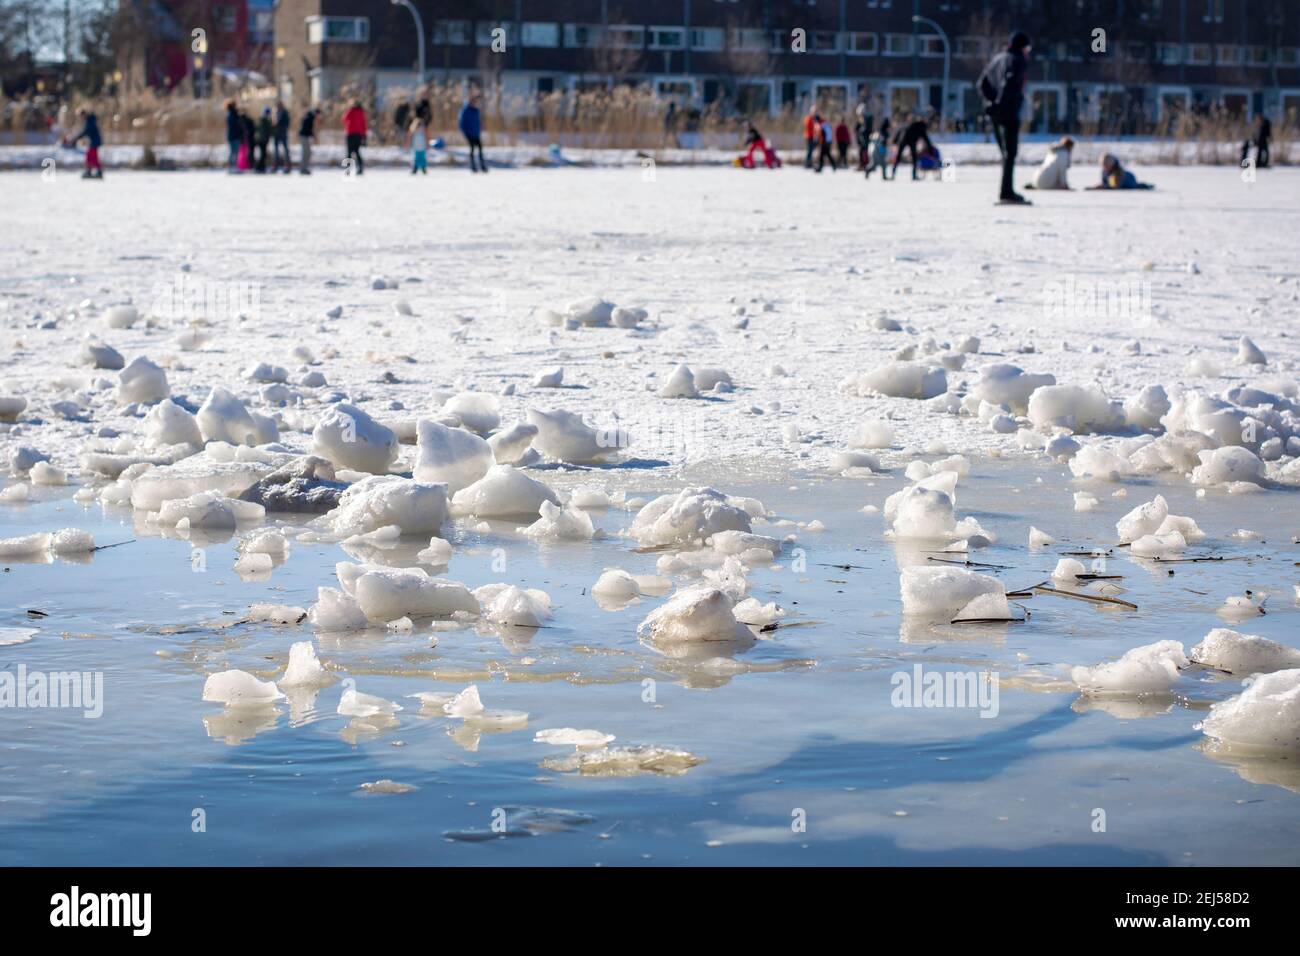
[68,108,103,179]
[458,93,486,173]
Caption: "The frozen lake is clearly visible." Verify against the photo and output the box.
[2,165,1299,865]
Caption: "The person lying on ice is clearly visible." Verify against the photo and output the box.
[1088,154,1154,190]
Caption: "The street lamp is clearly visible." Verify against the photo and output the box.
[912,14,950,131]
[391,0,426,90]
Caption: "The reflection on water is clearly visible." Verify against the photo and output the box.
[2,457,1299,865]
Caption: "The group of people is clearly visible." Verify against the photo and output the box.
[224,99,314,174]
[220,93,487,176]
[1022,137,1154,191]
[794,106,946,180]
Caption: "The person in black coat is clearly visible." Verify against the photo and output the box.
[891,115,933,181]
[298,107,317,174]
[224,99,242,171]
[272,101,291,172]
[1255,115,1272,168]
[978,31,1031,204]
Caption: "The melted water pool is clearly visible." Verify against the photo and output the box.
[1,458,1298,865]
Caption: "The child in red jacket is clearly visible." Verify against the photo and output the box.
[342,100,367,175]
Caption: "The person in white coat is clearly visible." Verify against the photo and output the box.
[1026,136,1074,190]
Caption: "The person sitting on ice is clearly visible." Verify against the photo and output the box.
[741,122,780,168]
[1024,136,1074,190]
[1088,154,1154,190]
[916,142,943,179]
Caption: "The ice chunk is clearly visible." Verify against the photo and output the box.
[659,364,700,398]
[1052,558,1085,582]
[474,584,552,627]
[81,341,125,370]
[1071,641,1188,696]
[1191,446,1265,487]
[248,602,306,624]
[312,403,398,475]
[1115,495,1168,543]
[1236,336,1267,366]
[629,487,752,548]
[1129,529,1187,558]
[450,464,558,518]
[526,407,619,463]
[0,532,52,558]
[853,362,947,400]
[338,687,402,718]
[1027,385,1124,433]
[307,586,370,631]
[849,419,894,449]
[202,670,284,707]
[197,387,271,446]
[533,367,564,388]
[1073,491,1099,512]
[104,304,139,329]
[1191,629,1300,675]
[155,491,265,529]
[1123,385,1171,431]
[567,297,615,327]
[143,399,203,448]
[487,421,538,465]
[521,500,595,540]
[0,396,26,422]
[1068,443,1132,481]
[351,565,479,621]
[281,641,330,686]
[444,685,484,717]
[1028,526,1055,548]
[592,568,642,601]
[1200,669,1300,751]
[238,455,345,513]
[732,597,786,626]
[637,587,747,643]
[413,421,493,493]
[442,392,500,435]
[326,475,448,535]
[900,567,1006,622]
[416,536,453,566]
[117,356,169,405]
[30,461,67,486]
[234,552,274,576]
[535,728,615,748]
[973,364,1055,414]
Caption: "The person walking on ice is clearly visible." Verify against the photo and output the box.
[407,115,430,175]
[978,31,1032,205]
[459,93,487,173]
[298,107,317,174]
[342,99,367,175]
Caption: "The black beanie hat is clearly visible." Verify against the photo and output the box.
[1009,31,1030,51]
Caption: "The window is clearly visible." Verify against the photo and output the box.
[1156,42,1181,65]
[475,23,516,46]
[810,31,839,53]
[918,35,944,57]
[250,10,273,44]
[607,25,645,48]
[956,37,984,59]
[307,16,369,44]
[1124,43,1150,62]
[650,26,685,50]
[1203,0,1224,23]
[883,34,913,56]
[728,29,768,52]
[521,22,559,48]
[846,33,878,56]
[1245,46,1269,66]
[213,4,237,33]
[431,20,470,45]
[1185,44,1212,65]
[563,24,602,48]
[1215,44,1243,65]
[1276,47,1299,67]
[691,27,724,51]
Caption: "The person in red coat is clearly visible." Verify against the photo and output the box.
[342,100,367,175]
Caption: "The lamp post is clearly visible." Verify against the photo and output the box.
[912,14,950,131]
[391,0,426,90]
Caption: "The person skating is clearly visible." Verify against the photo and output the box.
[342,99,367,175]
[814,115,836,172]
[978,31,1032,205]
[254,108,272,173]
[1254,115,1272,168]
[459,94,486,173]
[67,108,103,179]
[272,101,291,173]
[891,115,933,181]
[224,99,242,172]
[298,107,317,174]
[834,116,852,169]
[802,106,818,168]
[854,102,874,171]
[407,116,429,174]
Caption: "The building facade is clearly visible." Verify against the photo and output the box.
[271,1,1300,129]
